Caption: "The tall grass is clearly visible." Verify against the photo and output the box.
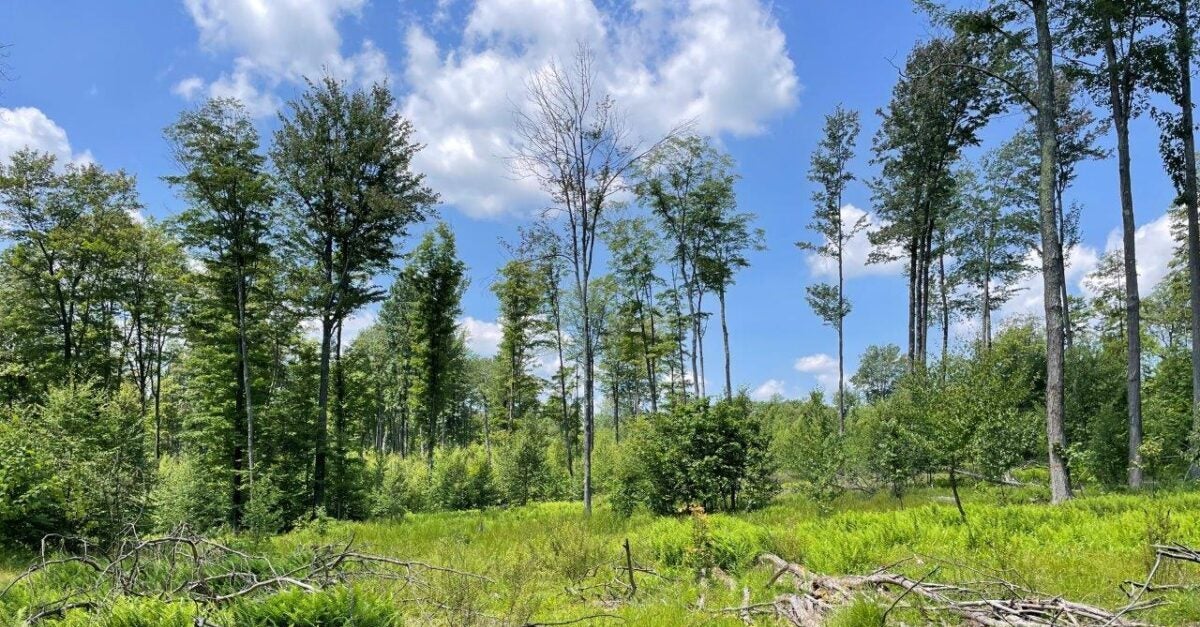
[4,486,1200,625]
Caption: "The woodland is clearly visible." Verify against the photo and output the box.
[3,1,1200,625]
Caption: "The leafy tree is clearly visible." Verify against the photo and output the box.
[402,223,468,467]
[165,98,275,518]
[800,105,862,427]
[851,344,907,403]
[273,77,436,509]
[615,395,776,515]
[492,258,546,432]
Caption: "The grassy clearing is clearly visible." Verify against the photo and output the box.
[4,485,1200,625]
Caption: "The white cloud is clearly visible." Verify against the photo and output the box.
[0,107,93,165]
[172,76,206,100]
[750,378,791,401]
[1101,212,1174,298]
[459,316,503,357]
[804,204,905,279]
[401,0,799,217]
[793,352,839,389]
[994,244,1100,323]
[178,0,388,114]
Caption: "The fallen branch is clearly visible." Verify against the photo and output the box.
[749,553,1154,627]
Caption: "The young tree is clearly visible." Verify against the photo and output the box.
[492,258,546,432]
[165,99,274,512]
[403,223,467,467]
[511,45,673,515]
[273,77,436,509]
[800,105,862,426]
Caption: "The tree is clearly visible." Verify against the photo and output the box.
[603,216,667,414]
[511,44,673,515]
[403,224,467,467]
[869,36,1000,369]
[0,151,143,387]
[492,258,547,432]
[800,105,863,427]
[695,178,763,402]
[1145,0,1200,478]
[273,77,436,509]
[1063,0,1156,488]
[637,135,729,399]
[165,99,274,517]
[935,0,1076,502]
[952,161,1034,350]
[851,344,907,403]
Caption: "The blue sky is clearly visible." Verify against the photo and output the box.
[0,1,1184,399]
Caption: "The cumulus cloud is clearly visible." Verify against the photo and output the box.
[401,0,799,217]
[0,107,93,165]
[803,204,904,279]
[793,352,839,389]
[997,244,1101,322]
[750,378,791,401]
[459,316,503,357]
[178,0,389,114]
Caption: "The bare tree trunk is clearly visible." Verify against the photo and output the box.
[719,288,732,401]
[235,272,255,496]
[314,315,332,510]
[1035,0,1073,503]
[1102,22,1143,489]
[1173,0,1200,481]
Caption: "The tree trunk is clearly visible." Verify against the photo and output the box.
[1034,0,1073,503]
[719,288,733,401]
[1102,23,1143,489]
[581,287,594,517]
[1174,0,1200,481]
[314,316,332,510]
[235,273,255,496]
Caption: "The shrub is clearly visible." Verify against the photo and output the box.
[615,395,778,515]
[370,454,431,517]
[0,412,67,547]
[643,511,767,572]
[431,444,498,511]
[771,392,846,510]
[494,421,555,505]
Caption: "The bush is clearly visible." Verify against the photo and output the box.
[615,395,777,515]
[494,421,556,505]
[430,444,498,511]
[0,413,67,547]
[771,392,846,509]
[370,454,431,517]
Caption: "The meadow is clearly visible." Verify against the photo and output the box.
[4,482,1200,626]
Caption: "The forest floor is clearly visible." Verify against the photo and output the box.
[4,482,1200,625]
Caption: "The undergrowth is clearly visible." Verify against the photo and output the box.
[3,486,1200,625]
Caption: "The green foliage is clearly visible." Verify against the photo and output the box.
[771,392,846,509]
[494,420,556,505]
[228,587,400,626]
[643,512,767,572]
[616,395,778,515]
[430,444,499,511]
[0,413,67,547]
[369,454,431,518]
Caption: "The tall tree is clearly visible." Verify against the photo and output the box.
[511,45,672,515]
[492,257,547,431]
[637,135,729,398]
[1065,0,1155,488]
[1146,0,1200,478]
[403,223,468,466]
[870,36,1000,368]
[165,99,274,515]
[800,105,862,426]
[696,178,763,402]
[273,77,436,509]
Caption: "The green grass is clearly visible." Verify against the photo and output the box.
[5,486,1200,625]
